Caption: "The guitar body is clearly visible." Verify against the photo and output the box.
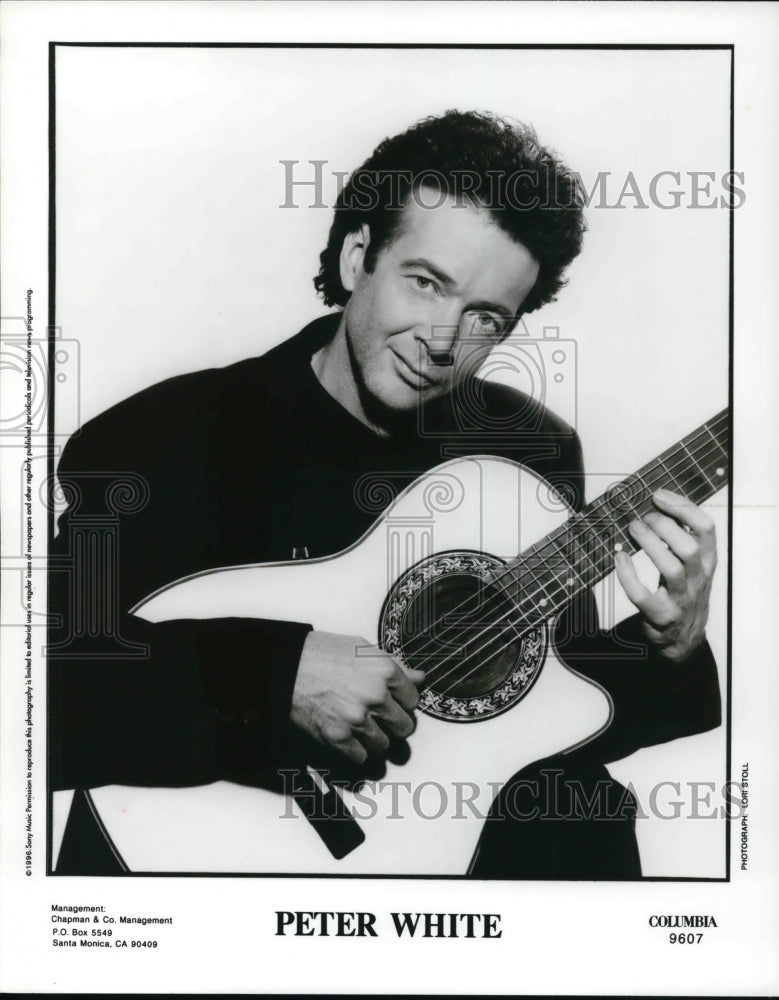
[67,457,613,874]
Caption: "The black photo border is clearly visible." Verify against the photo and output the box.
[46,41,735,883]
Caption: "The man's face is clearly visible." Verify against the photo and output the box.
[340,192,540,418]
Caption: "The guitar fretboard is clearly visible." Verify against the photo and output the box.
[501,409,729,624]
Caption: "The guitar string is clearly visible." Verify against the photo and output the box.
[413,448,728,696]
[397,417,728,670]
[402,494,731,701]
[400,421,729,680]
[444,470,732,694]
[418,431,730,689]
[416,469,724,699]
[401,413,729,669]
[513,430,729,612]
[400,426,724,681]
[402,412,729,664]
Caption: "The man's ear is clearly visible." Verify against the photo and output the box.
[339,224,371,293]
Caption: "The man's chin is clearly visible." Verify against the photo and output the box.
[359,376,434,431]
[381,383,441,415]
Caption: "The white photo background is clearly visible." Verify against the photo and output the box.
[55,45,730,877]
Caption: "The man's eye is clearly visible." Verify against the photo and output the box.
[473,313,502,336]
[410,275,436,293]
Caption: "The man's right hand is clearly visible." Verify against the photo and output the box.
[290,630,425,765]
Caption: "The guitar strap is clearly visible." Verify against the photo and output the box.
[290,768,366,861]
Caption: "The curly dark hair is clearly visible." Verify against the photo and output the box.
[314,110,586,318]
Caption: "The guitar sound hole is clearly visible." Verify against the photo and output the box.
[399,573,523,699]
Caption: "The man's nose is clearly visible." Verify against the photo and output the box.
[413,312,460,367]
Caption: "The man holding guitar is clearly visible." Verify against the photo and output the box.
[50,111,722,877]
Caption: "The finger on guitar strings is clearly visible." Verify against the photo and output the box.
[651,489,717,556]
[627,517,688,596]
[642,510,702,572]
[613,549,679,629]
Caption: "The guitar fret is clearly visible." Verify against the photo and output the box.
[703,423,728,462]
[680,440,716,490]
[517,560,557,613]
[564,522,600,580]
[505,411,729,616]
[550,536,584,590]
[657,454,685,493]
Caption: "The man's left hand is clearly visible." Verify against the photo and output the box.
[614,488,717,665]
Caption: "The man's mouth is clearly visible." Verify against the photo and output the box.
[389,348,438,389]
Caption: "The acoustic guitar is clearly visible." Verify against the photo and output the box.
[57,410,728,874]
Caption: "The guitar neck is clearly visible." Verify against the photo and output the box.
[502,410,730,624]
